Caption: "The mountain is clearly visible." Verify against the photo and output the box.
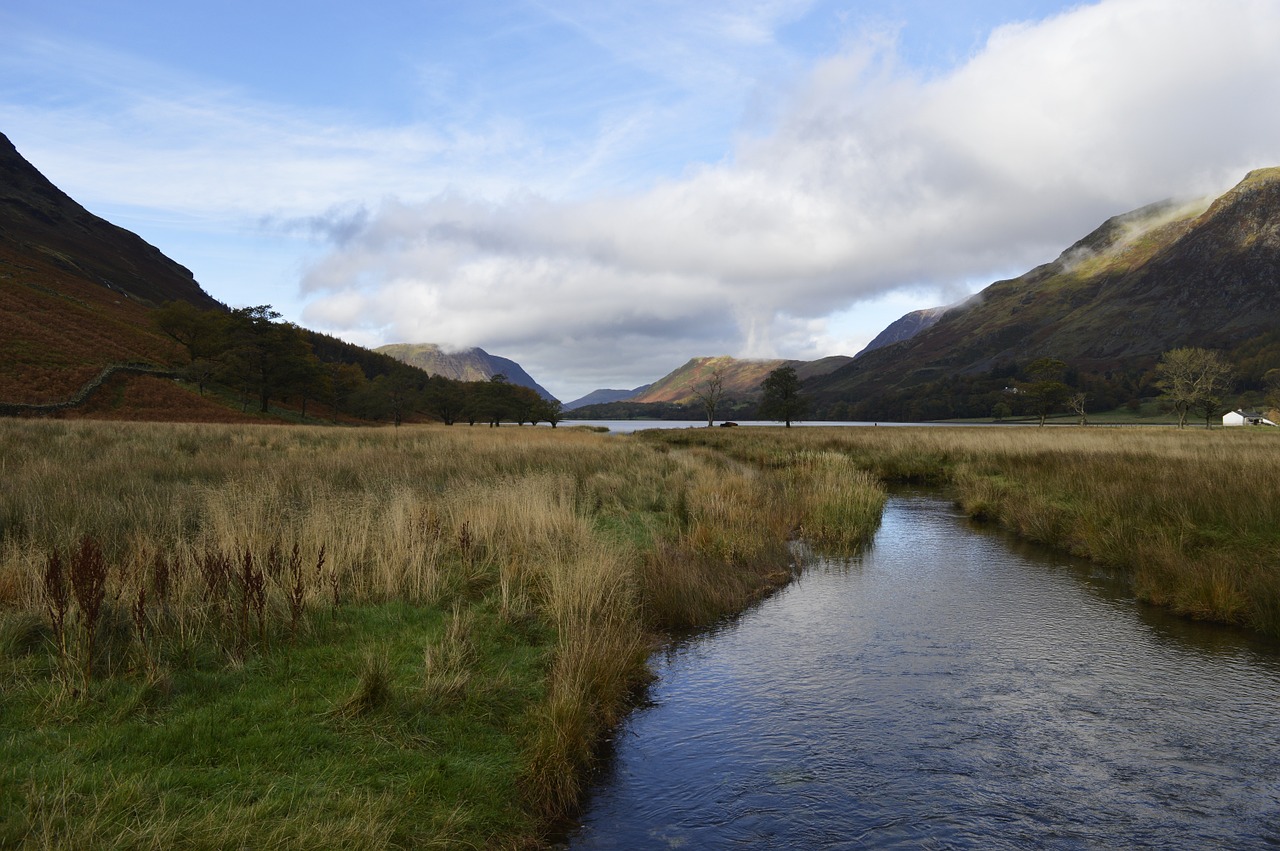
[376,343,556,400]
[0,132,219,311]
[563,385,651,411]
[0,131,435,422]
[631,355,852,405]
[806,169,1280,419]
[0,131,227,406]
[855,306,949,357]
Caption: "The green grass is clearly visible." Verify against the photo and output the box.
[0,419,888,848]
[2,600,551,849]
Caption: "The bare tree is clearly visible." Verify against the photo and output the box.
[1155,348,1234,429]
[1068,392,1088,426]
[692,367,725,427]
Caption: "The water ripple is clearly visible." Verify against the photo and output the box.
[566,492,1280,849]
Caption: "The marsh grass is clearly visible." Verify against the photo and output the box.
[0,419,887,847]
[643,425,1280,636]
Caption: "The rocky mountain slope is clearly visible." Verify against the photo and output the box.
[855,306,949,357]
[376,343,556,400]
[0,132,220,311]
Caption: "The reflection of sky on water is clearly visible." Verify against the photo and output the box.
[566,494,1280,849]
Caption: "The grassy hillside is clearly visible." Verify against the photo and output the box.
[808,169,1280,419]
[0,243,187,404]
[631,355,851,405]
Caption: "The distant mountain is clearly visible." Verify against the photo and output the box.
[806,168,1280,420]
[855,307,949,357]
[376,343,556,400]
[564,385,651,411]
[631,355,852,405]
[795,355,854,380]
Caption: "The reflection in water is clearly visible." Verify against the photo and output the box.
[565,494,1280,849]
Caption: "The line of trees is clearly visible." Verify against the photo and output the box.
[154,302,561,426]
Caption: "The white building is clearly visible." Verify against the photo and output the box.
[1223,409,1277,427]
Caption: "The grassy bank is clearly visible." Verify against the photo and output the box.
[0,420,884,848]
[643,425,1280,636]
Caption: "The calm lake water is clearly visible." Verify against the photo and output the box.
[563,492,1280,849]
[564,420,980,433]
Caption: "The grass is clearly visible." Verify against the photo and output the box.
[0,419,885,848]
[641,425,1280,636]
[7,418,1278,845]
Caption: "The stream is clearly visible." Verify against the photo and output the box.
[564,492,1280,849]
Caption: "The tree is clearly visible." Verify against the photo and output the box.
[422,376,465,425]
[759,365,808,427]
[1263,368,1280,418]
[220,306,316,414]
[1068,392,1088,426]
[692,367,725,427]
[325,362,367,423]
[534,397,563,428]
[1155,348,1234,429]
[1021,358,1071,426]
[289,355,331,420]
[479,374,513,427]
[992,401,1012,422]
[154,300,226,363]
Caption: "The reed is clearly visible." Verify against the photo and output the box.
[642,425,1280,635]
[0,419,887,847]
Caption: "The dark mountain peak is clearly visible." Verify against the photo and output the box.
[855,306,951,357]
[0,130,220,309]
[563,385,652,411]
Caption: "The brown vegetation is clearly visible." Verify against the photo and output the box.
[644,425,1280,636]
[0,420,884,847]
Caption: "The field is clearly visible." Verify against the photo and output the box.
[643,425,1280,635]
[0,420,883,849]
[4,420,1278,848]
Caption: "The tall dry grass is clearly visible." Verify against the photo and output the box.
[643,425,1280,635]
[0,418,887,841]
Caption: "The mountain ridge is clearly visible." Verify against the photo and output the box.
[806,169,1280,419]
[375,343,556,400]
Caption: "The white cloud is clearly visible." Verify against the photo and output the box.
[299,0,1280,398]
[6,0,1280,400]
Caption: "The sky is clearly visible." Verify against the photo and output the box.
[4,1,1280,402]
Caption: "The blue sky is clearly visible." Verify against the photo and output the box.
[4,1,1280,400]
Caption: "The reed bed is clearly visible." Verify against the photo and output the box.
[0,419,885,848]
[643,425,1280,636]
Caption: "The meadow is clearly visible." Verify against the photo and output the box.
[644,425,1280,635]
[4,420,1277,848]
[0,419,883,849]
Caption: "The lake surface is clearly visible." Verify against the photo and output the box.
[563,492,1280,849]
[564,420,981,433]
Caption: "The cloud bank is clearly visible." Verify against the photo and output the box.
[296,0,1280,397]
